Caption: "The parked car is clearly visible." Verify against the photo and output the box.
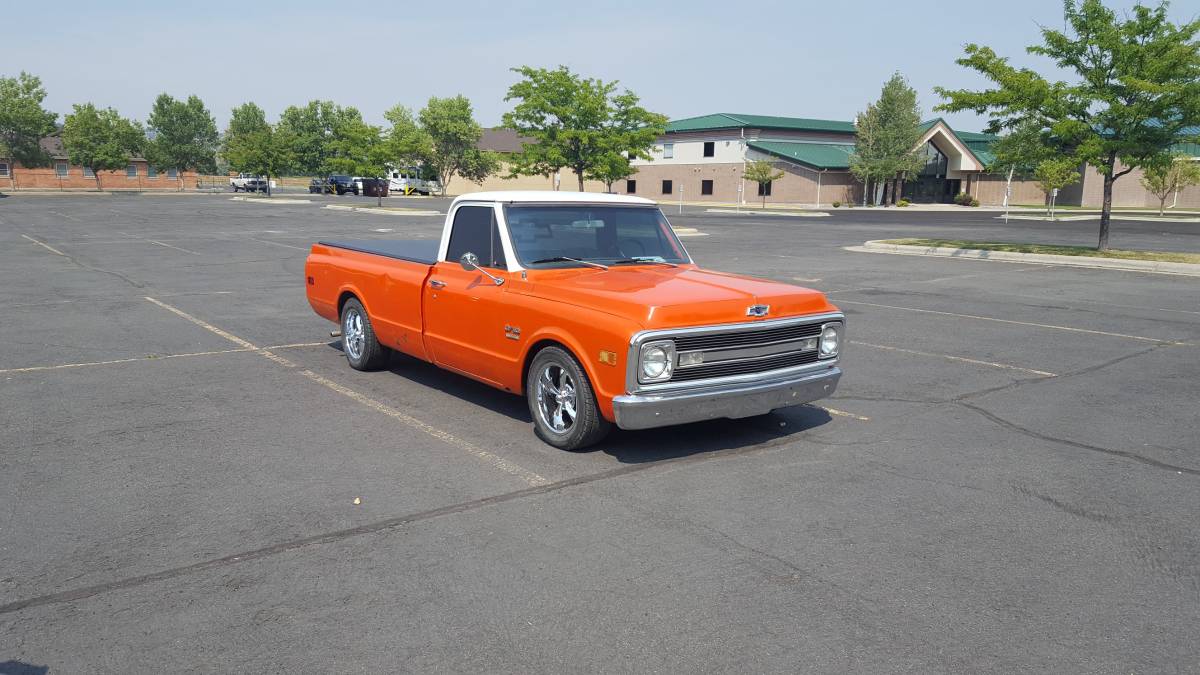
[388,167,441,195]
[329,175,358,195]
[309,178,335,194]
[230,173,265,192]
[242,178,269,193]
[304,191,845,450]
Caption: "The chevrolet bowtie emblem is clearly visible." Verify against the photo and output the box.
[746,305,770,317]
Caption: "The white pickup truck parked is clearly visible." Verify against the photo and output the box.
[230,173,267,192]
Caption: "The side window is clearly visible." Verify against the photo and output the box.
[446,205,507,269]
[703,141,715,157]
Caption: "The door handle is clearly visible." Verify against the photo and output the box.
[429,279,446,289]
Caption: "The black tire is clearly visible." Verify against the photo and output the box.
[526,346,611,451]
[340,298,389,371]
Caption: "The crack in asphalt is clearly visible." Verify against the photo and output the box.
[0,422,810,617]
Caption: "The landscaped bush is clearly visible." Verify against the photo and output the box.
[897,199,910,207]
[832,200,841,208]
[953,192,972,206]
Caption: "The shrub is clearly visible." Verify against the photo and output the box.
[969,197,980,207]
[832,200,841,208]
[953,192,981,207]
[897,199,910,207]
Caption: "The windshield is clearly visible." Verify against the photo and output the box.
[504,206,689,266]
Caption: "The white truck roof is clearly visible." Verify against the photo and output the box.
[451,191,656,207]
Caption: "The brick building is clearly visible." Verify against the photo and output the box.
[609,113,1200,208]
[1,136,197,191]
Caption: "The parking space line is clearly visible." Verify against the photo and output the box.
[0,349,253,374]
[299,370,549,487]
[250,238,307,251]
[143,297,296,367]
[143,296,548,487]
[147,240,201,255]
[20,234,66,256]
[836,300,1193,346]
[813,405,871,421]
[851,340,1058,377]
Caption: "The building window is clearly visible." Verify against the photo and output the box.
[663,143,674,159]
[167,168,178,179]
[703,141,715,157]
[701,179,713,195]
[758,181,773,197]
[147,166,158,179]
[56,162,68,178]
[626,179,636,194]
[127,164,138,178]
[83,166,95,178]
[662,179,673,195]
[0,162,9,177]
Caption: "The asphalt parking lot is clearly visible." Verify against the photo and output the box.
[2,193,1198,673]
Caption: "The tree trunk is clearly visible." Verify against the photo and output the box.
[1159,196,1166,216]
[95,169,102,192]
[761,189,766,209]
[576,170,584,192]
[1098,172,1114,251]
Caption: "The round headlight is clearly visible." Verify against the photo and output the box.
[819,324,840,357]
[641,345,670,378]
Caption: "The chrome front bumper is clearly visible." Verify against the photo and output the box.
[611,366,842,430]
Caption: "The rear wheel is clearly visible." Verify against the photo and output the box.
[526,346,610,451]
[340,298,389,371]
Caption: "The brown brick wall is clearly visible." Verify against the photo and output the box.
[3,159,196,190]
[971,174,1048,206]
[610,161,862,206]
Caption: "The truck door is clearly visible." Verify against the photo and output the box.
[423,204,516,388]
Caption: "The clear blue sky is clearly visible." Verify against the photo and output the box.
[6,0,1195,133]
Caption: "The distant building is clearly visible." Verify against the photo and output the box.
[609,113,1200,208]
[1,136,198,190]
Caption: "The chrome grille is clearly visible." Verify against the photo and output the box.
[671,351,820,382]
[673,322,822,352]
[668,319,835,384]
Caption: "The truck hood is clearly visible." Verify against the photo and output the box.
[523,266,837,328]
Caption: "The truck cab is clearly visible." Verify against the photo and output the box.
[305,191,844,450]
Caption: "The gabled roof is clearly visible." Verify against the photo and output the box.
[746,141,856,169]
[667,113,856,135]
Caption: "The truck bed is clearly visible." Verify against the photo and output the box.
[317,239,439,265]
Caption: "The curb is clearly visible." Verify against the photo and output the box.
[323,204,441,216]
[672,227,708,238]
[848,240,1200,277]
[705,208,830,218]
[230,196,311,204]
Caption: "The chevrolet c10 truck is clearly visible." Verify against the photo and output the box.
[305,191,844,450]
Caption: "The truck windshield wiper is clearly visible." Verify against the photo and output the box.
[610,257,678,268]
[528,256,609,270]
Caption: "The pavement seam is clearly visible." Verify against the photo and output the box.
[850,340,1058,377]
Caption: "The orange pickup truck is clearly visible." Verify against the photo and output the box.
[305,191,844,450]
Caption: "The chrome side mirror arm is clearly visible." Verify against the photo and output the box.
[459,252,505,286]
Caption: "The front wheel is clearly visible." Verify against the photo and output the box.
[526,346,611,451]
[340,298,389,371]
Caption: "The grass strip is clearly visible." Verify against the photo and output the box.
[881,239,1200,264]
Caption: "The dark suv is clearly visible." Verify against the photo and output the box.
[329,175,358,196]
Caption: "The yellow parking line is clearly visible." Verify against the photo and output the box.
[851,341,1057,377]
[837,300,1192,345]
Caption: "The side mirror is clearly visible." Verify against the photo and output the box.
[457,251,504,286]
[459,252,481,271]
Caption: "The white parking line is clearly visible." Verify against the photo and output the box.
[836,300,1193,346]
[0,349,252,374]
[814,405,870,421]
[148,240,201,255]
[143,297,548,487]
[300,370,549,487]
[851,341,1057,377]
[250,238,307,251]
[21,234,65,256]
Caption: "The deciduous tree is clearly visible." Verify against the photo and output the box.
[743,159,785,208]
[144,93,219,189]
[418,95,497,195]
[936,0,1200,249]
[1141,155,1200,215]
[61,103,144,191]
[503,66,667,192]
[0,72,58,188]
[1033,157,1082,216]
[849,73,925,206]
[223,102,294,196]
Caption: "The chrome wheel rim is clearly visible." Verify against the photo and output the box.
[343,309,365,360]
[536,364,577,434]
